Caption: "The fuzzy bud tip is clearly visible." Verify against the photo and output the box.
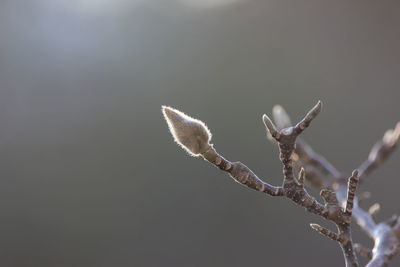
[162,106,212,156]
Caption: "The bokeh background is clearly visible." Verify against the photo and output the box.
[1,0,399,266]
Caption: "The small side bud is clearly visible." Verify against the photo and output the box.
[272,105,292,130]
[162,106,212,156]
[262,114,280,140]
[298,167,305,186]
[320,188,338,205]
[310,223,321,231]
[383,122,400,146]
[345,170,360,216]
[368,203,380,218]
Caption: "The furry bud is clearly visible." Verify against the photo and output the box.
[162,106,212,156]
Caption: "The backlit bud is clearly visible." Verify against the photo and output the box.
[162,106,212,156]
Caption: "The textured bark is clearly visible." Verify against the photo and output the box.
[282,107,400,267]
[162,102,400,267]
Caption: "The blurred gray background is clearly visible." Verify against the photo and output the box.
[1,0,399,266]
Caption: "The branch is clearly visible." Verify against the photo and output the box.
[202,148,284,196]
[269,105,400,266]
[272,104,340,180]
[295,139,342,179]
[162,106,283,196]
[162,103,400,267]
[163,102,361,267]
[310,223,345,243]
[358,122,400,180]
[366,223,399,267]
[345,170,360,217]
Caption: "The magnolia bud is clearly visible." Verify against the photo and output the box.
[162,106,212,156]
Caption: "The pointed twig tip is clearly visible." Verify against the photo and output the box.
[352,169,359,178]
[345,169,360,216]
[262,114,268,120]
[310,223,343,243]
[262,114,280,139]
[262,114,271,124]
[368,203,381,217]
[298,167,305,185]
[294,101,323,133]
[312,100,323,114]
[383,122,400,146]
[161,105,171,114]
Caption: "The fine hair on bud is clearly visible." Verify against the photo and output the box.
[162,106,212,156]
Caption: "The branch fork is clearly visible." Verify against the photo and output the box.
[162,102,400,267]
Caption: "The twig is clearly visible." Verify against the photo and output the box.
[272,104,341,179]
[162,103,400,267]
[272,105,400,267]
[358,123,400,180]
